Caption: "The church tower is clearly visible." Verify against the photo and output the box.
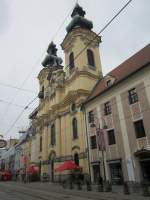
[61,3,102,86]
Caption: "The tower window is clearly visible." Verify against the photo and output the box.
[51,124,56,146]
[69,52,75,69]
[40,135,42,152]
[87,49,95,67]
[72,118,78,139]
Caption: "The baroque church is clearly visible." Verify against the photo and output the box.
[30,3,102,181]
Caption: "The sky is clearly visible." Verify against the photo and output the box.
[0,0,149,139]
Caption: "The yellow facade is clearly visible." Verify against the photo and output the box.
[29,4,102,181]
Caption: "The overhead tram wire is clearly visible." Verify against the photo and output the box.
[51,2,76,41]
[66,0,133,69]
[0,1,76,126]
[5,96,38,137]
[2,2,76,138]
[0,98,34,109]
[0,82,35,93]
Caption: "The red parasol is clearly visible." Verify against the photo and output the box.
[26,165,39,173]
[55,161,81,172]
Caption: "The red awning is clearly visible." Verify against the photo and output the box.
[26,165,39,173]
[55,161,81,172]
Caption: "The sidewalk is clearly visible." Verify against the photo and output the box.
[15,181,150,200]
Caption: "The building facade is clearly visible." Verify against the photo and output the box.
[84,44,150,184]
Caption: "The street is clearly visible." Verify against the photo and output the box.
[0,182,149,200]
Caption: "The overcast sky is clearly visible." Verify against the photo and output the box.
[0,0,149,139]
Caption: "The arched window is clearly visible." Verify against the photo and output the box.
[69,52,75,69]
[42,86,44,93]
[40,135,42,152]
[74,153,79,166]
[87,49,95,67]
[51,124,56,146]
[72,118,78,139]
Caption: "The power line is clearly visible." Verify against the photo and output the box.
[0,98,33,109]
[4,96,38,136]
[0,1,76,127]
[2,0,133,137]
[51,2,75,41]
[0,82,35,93]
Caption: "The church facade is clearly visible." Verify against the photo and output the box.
[30,4,102,181]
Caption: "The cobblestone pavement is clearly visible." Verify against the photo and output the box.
[0,181,149,200]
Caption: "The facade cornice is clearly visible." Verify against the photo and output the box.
[65,68,100,85]
[36,89,90,122]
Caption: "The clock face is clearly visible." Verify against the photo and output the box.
[0,139,7,148]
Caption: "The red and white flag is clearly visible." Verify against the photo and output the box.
[96,128,107,151]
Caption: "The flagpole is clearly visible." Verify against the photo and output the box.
[97,121,107,183]
[101,145,106,182]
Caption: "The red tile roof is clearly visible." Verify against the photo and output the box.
[87,44,150,102]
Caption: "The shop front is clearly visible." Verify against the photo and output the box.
[135,149,150,184]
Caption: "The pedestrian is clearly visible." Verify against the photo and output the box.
[97,174,103,185]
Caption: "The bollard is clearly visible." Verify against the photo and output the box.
[69,180,74,189]
[77,180,82,190]
[104,181,112,192]
[123,181,130,195]
[86,181,92,191]
[97,184,103,192]
[62,180,67,189]
[141,181,150,197]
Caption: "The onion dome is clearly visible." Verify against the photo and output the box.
[42,42,63,68]
[66,3,93,33]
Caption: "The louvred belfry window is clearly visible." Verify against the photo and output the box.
[72,118,78,139]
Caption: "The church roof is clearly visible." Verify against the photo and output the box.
[85,44,150,103]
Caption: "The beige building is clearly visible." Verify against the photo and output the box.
[30,3,103,181]
[84,44,150,184]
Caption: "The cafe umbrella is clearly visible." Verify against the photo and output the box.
[55,160,81,172]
